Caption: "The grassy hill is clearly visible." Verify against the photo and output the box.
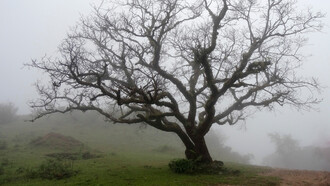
[0,112,281,185]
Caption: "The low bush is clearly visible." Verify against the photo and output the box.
[169,158,226,175]
[195,160,225,174]
[168,158,197,174]
[26,159,78,180]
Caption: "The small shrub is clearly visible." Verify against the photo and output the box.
[168,159,196,174]
[26,159,78,180]
[195,160,225,174]
[169,158,226,174]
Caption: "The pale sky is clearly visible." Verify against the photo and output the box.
[0,0,329,164]
[0,0,97,113]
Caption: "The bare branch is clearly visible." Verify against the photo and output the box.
[29,0,323,163]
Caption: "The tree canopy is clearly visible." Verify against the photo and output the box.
[29,0,323,163]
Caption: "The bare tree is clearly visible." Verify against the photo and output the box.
[29,0,323,164]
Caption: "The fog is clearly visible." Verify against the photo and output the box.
[263,133,330,171]
[0,0,329,170]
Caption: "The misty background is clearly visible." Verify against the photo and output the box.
[0,0,329,169]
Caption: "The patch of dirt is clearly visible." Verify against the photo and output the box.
[262,168,330,186]
[30,132,84,150]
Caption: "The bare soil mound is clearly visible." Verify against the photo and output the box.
[30,132,84,150]
[262,168,330,186]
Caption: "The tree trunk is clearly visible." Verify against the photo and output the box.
[184,136,213,164]
[192,136,213,163]
[175,129,213,164]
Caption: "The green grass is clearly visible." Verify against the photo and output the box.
[0,149,280,186]
[0,114,281,185]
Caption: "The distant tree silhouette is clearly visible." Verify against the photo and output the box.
[264,133,330,171]
[0,102,18,124]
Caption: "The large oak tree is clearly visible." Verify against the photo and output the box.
[29,0,323,163]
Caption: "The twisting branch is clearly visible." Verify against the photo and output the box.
[28,0,323,163]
